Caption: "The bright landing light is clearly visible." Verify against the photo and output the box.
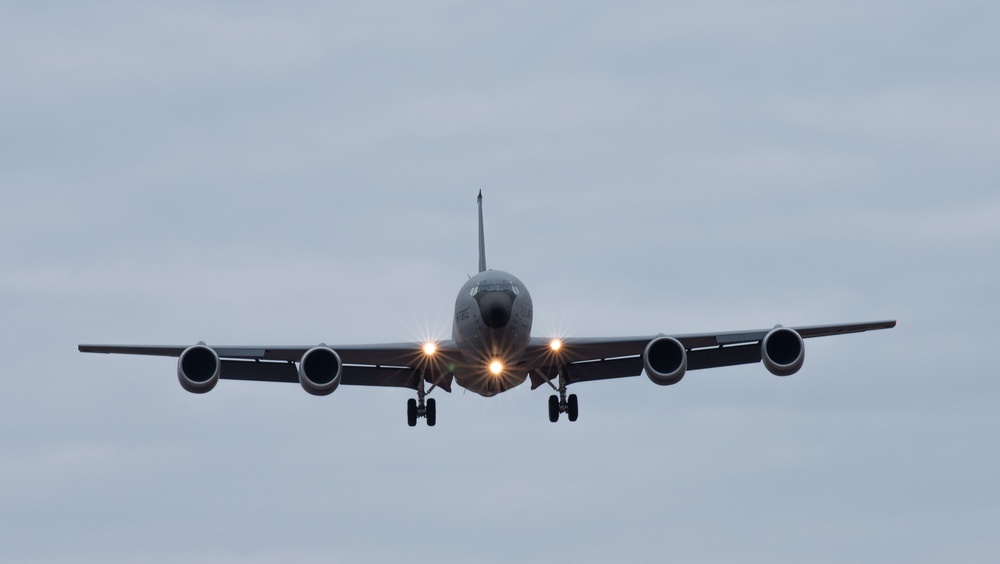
[549,339,563,352]
[422,342,437,356]
[489,361,504,376]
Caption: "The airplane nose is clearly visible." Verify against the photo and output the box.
[478,292,513,329]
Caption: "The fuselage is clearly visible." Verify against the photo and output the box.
[452,269,533,396]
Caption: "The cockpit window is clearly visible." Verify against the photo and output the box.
[471,282,519,295]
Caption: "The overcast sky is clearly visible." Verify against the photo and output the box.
[2,2,998,562]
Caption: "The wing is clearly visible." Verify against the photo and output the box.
[78,341,462,392]
[522,320,896,388]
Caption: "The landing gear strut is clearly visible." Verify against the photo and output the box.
[407,370,437,427]
[545,372,578,423]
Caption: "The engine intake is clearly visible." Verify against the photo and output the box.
[177,344,220,394]
[643,336,687,386]
[299,346,343,396]
[762,327,805,376]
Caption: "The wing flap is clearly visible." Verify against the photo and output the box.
[220,360,298,383]
[524,336,652,367]
[217,360,452,391]
[343,366,418,390]
[565,356,645,384]
[687,343,761,370]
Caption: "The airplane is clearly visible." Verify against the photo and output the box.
[79,192,896,426]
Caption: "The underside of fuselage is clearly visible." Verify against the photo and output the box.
[452,269,533,396]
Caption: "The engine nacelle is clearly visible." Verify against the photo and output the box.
[299,346,343,396]
[762,327,805,376]
[643,336,688,386]
[177,344,220,394]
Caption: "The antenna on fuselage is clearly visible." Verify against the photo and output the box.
[477,190,487,273]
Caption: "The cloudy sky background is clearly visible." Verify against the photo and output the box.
[2,2,997,562]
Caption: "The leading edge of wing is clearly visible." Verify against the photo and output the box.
[671,319,897,349]
[524,320,896,365]
[79,344,187,357]
[78,344,312,361]
[78,341,461,366]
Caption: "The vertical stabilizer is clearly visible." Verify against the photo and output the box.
[477,190,487,273]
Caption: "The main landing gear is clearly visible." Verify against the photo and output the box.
[548,393,578,422]
[407,370,437,427]
[407,397,436,427]
[537,370,578,423]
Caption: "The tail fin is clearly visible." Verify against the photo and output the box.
[477,190,487,273]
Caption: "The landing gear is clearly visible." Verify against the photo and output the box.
[407,370,437,427]
[407,398,418,427]
[426,398,436,427]
[548,393,579,422]
[544,371,579,423]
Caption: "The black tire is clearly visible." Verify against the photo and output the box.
[548,395,560,422]
[567,394,579,422]
[407,398,417,427]
[426,398,437,427]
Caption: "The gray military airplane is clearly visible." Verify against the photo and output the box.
[80,192,896,426]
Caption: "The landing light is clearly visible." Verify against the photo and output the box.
[489,361,504,376]
[549,339,563,352]
[422,342,437,356]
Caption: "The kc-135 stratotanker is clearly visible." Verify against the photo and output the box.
[80,193,896,426]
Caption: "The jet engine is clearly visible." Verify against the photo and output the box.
[643,336,688,386]
[298,346,343,396]
[177,344,220,394]
[761,327,805,376]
